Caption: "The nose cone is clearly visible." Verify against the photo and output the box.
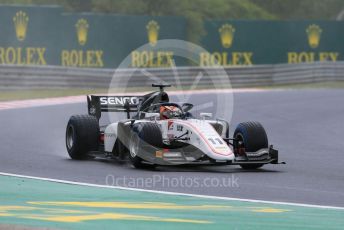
[206,146,235,161]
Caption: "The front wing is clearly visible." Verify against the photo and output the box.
[136,144,283,166]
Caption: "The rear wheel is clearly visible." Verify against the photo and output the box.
[234,121,268,169]
[66,115,99,160]
[129,122,163,169]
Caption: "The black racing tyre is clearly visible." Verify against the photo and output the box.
[66,115,99,160]
[129,122,163,169]
[234,121,268,169]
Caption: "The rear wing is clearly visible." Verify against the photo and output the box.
[87,95,143,120]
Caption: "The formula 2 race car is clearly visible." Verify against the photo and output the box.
[66,84,283,169]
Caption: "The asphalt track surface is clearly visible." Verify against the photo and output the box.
[1,89,344,207]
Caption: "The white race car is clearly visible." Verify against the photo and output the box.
[66,84,282,169]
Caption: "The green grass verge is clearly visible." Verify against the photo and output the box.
[0,81,343,102]
[261,81,344,89]
[0,85,226,102]
[0,89,108,102]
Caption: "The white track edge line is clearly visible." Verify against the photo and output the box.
[0,172,343,210]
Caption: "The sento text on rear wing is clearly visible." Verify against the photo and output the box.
[87,95,143,120]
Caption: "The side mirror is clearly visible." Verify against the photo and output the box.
[145,112,160,121]
[182,103,193,112]
[200,112,212,120]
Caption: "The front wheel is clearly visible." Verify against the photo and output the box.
[128,132,146,168]
[128,122,163,169]
[234,121,268,169]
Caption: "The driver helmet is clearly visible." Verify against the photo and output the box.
[160,105,182,120]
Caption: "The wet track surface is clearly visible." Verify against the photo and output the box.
[1,89,344,207]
